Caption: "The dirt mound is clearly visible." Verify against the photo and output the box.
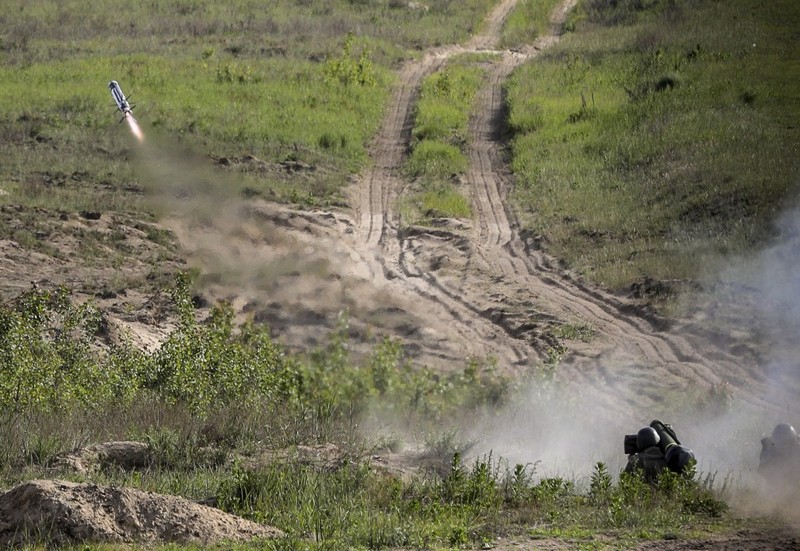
[0,480,282,547]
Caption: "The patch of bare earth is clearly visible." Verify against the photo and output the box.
[0,205,183,350]
[485,528,800,551]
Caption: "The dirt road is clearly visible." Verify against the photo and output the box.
[136,0,800,421]
[321,0,789,415]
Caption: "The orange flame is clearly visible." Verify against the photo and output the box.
[125,113,145,143]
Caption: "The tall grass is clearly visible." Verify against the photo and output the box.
[505,0,800,295]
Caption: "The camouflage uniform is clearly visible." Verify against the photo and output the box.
[624,445,667,483]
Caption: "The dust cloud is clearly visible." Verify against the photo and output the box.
[131,136,271,289]
[465,379,636,480]
[127,130,407,357]
[704,206,800,522]
[452,206,800,519]
[131,132,317,287]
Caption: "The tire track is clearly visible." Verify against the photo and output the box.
[453,1,779,410]
[343,0,786,412]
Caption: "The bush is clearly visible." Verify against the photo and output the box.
[0,287,111,413]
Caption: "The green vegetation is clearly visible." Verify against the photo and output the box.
[552,321,595,343]
[402,59,486,223]
[0,0,797,547]
[505,0,800,294]
[0,0,502,210]
[500,0,563,49]
[0,275,507,424]
[0,279,742,549]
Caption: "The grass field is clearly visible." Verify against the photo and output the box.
[505,0,800,295]
[0,0,501,211]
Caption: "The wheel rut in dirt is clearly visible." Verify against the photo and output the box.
[159,0,790,414]
[346,0,783,412]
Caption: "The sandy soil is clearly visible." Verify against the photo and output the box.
[2,0,800,547]
[0,479,282,546]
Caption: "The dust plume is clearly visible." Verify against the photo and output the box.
[459,206,800,518]
[695,206,800,521]
[127,132,406,357]
[464,379,636,479]
[130,134,334,292]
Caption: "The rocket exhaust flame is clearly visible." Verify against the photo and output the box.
[125,112,145,143]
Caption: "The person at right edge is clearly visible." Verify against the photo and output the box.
[624,419,696,483]
[758,423,800,487]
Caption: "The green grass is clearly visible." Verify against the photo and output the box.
[419,185,473,219]
[504,0,800,296]
[0,50,389,209]
[500,0,564,49]
[403,59,486,223]
[412,63,484,147]
[551,321,595,343]
[0,0,504,211]
[406,140,469,181]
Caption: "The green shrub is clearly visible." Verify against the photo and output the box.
[0,287,111,413]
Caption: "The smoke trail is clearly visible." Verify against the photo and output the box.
[125,113,145,143]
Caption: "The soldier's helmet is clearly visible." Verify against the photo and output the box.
[636,426,660,451]
[771,423,798,446]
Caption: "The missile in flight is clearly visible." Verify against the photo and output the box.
[108,80,136,123]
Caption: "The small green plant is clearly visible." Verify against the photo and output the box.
[442,452,502,507]
[588,461,612,505]
[324,32,377,88]
[215,62,260,84]
[552,322,595,342]
[503,461,537,506]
